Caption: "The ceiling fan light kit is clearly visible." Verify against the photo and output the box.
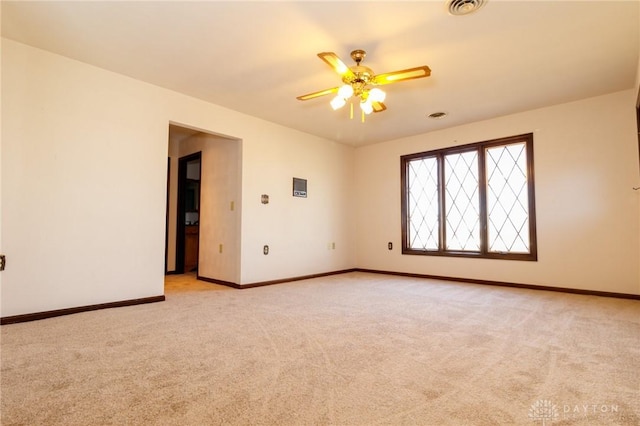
[297,49,431,121]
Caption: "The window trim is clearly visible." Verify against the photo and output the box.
[401,133,537,261]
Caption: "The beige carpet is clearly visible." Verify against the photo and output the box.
[1,272,638,425]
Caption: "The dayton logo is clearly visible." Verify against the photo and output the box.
[528,399,559,425]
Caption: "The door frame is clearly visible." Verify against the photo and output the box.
[164,157,170,273]
[176,152,202,274]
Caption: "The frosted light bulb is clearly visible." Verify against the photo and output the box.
[368,88,386,103]
[360,100,373,115]
[330,96,346,110]
[338,84,354,99]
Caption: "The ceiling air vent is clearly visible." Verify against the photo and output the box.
[428,112,448,119]
[447,0,486,16]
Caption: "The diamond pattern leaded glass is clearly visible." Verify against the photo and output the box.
[407,157,439,250]
[444,151,480,251]
[486,143,530,253]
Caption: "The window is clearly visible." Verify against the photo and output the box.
[401,133,537,261]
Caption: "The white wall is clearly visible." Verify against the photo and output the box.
[195,134,241,284]
[2,39,169,317]
[636,48,640,293]
[241,128,356,284]
[1,39,356,316]
[166,138,179,272]
[0,6,3,301]
[355,90,640,295]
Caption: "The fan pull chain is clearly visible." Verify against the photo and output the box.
[362,110,365,123]
[350,102,353,120]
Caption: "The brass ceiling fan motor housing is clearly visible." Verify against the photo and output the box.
[296,47,431,114]
[344,50,373,94]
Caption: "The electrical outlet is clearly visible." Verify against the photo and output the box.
[388,242,393,250]
[230,201,235,211]
[219,244,223,253]
[332,242,336,250]
[263,245,269,255]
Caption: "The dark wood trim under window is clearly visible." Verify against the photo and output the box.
[401,133,537,261]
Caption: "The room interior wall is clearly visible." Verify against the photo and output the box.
[239,128,356,284]
[0,9,3,298]
[2,39,169,317]
[1,38,356,316]
[0,6,3,299]
[166,137,179,272]
[354,89,640,295]
[193,134,241,284]
[635,50,640,291]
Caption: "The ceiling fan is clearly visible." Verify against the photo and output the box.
[297,49,431,117]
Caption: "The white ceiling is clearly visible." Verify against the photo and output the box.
[2,1,639,147]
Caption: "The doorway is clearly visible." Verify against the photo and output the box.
[165,123,241,284]
[176,152,201,274]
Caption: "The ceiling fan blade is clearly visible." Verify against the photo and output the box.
[373,66,431,85]
[372,101,387,113]
[296,87,339,101]
[317,52,356,80]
